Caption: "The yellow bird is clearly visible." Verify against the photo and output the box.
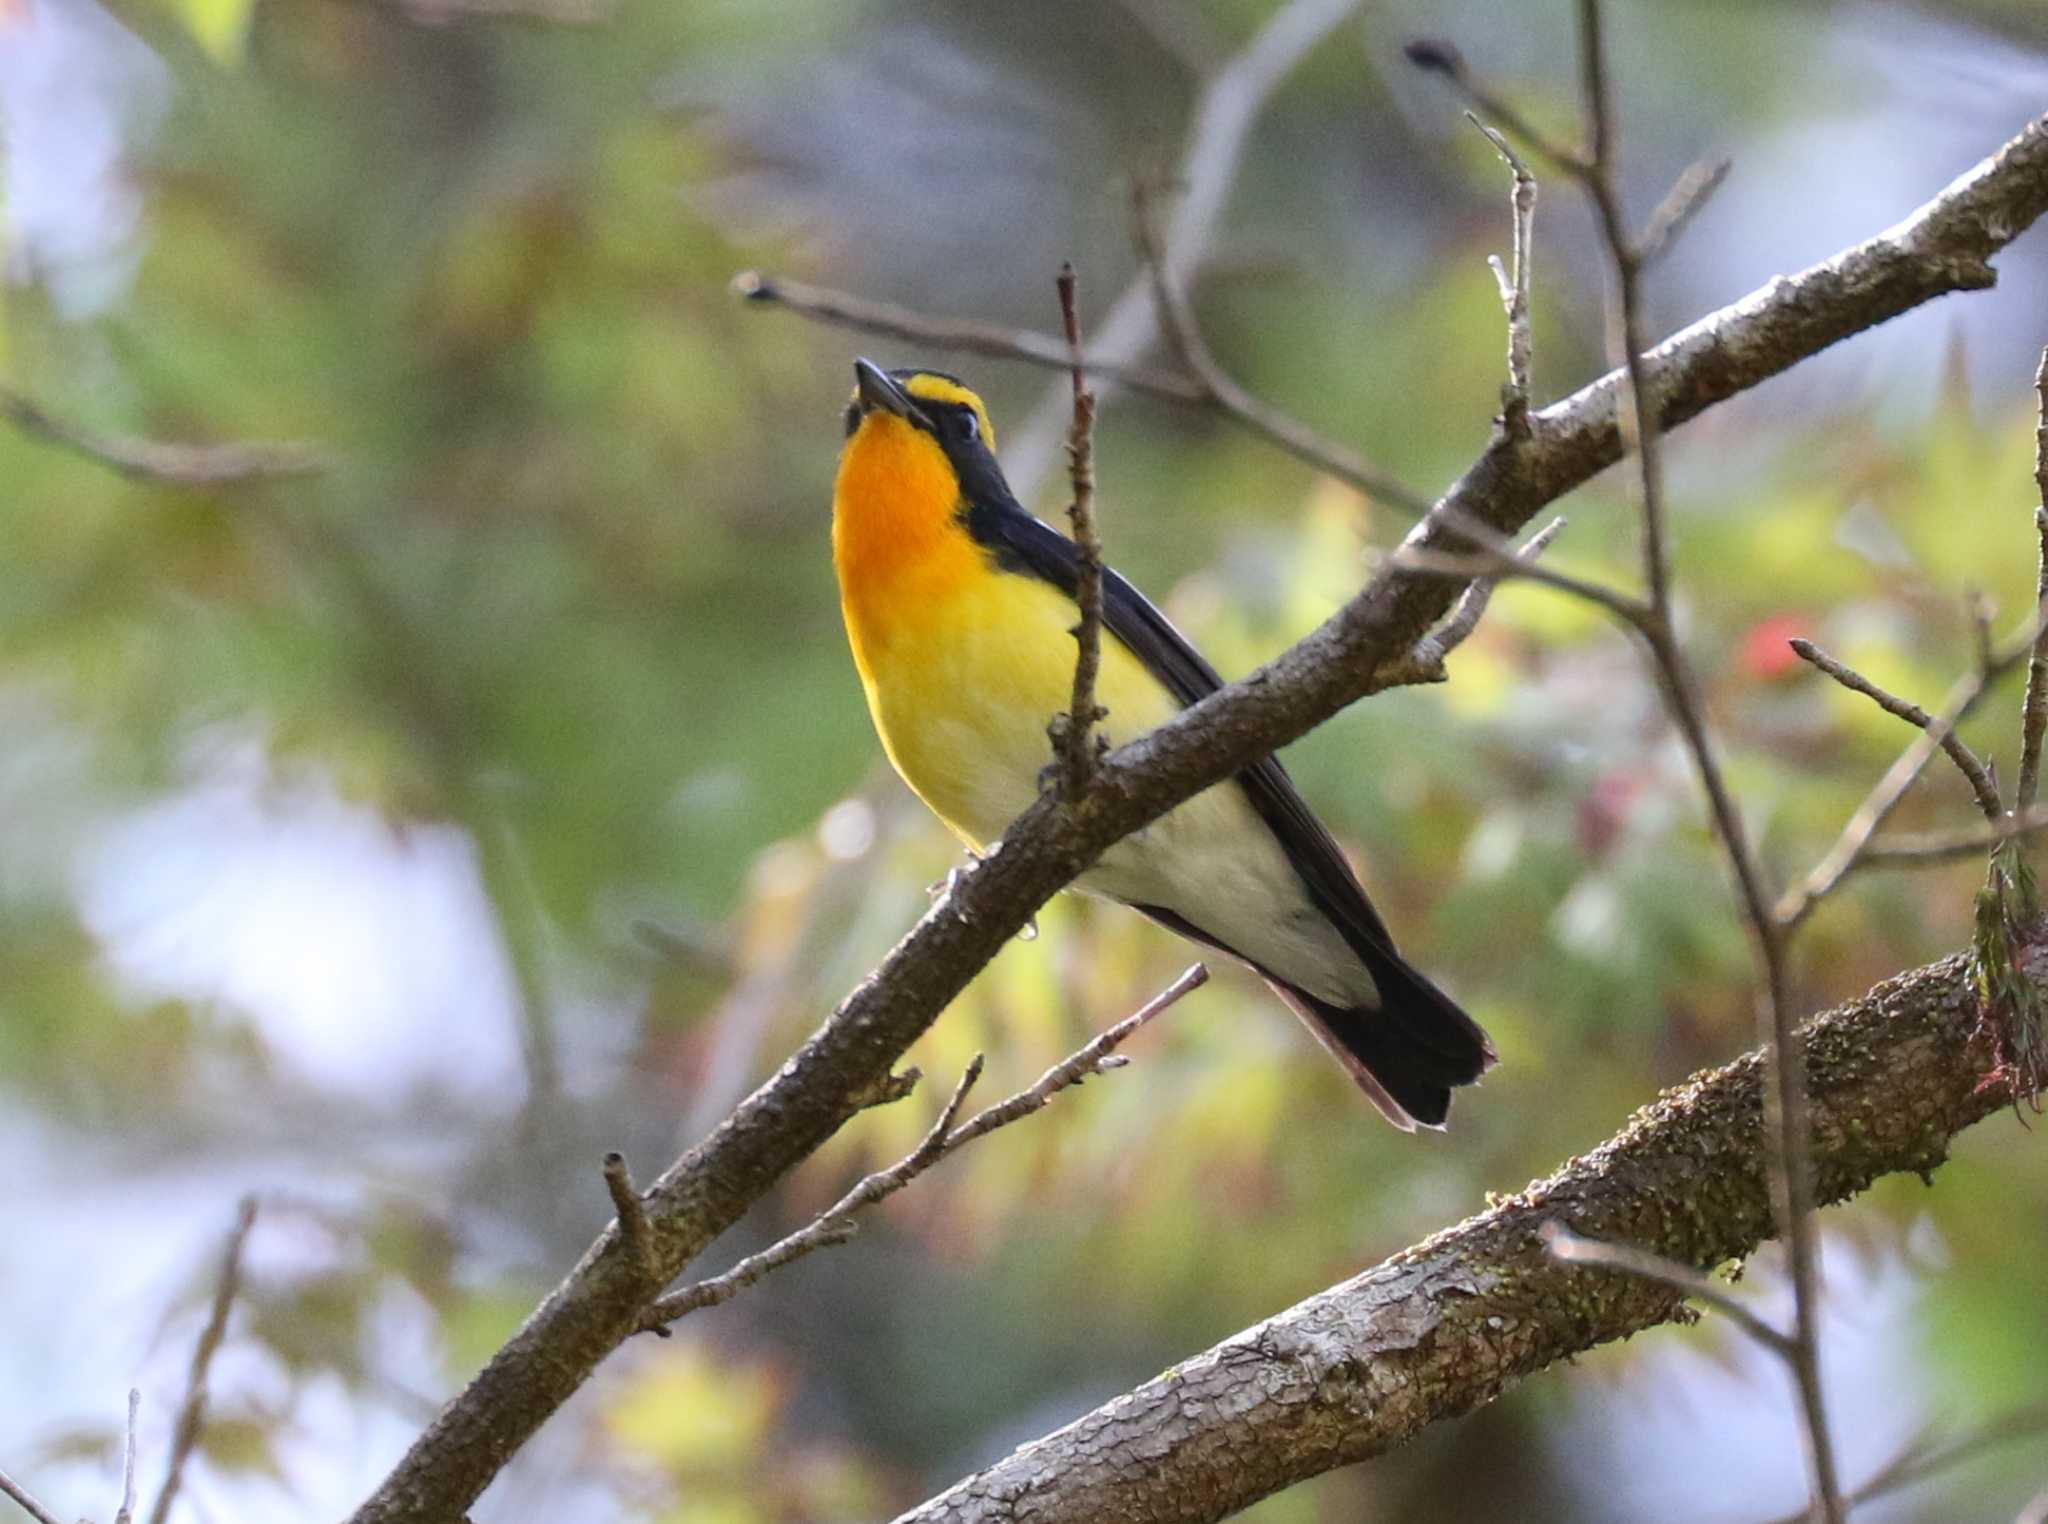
[832,358,1494,1129]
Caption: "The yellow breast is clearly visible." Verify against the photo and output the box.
[832,419,1179,846]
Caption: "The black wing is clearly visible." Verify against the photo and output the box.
[960,498,1400,960]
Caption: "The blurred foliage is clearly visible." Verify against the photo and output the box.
[2,0,2047,1521]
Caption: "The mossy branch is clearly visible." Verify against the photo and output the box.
[899,945,2038,1523]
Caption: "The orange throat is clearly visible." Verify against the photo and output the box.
[832,413,981,660]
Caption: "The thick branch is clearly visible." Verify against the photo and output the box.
[347,111,2048,1524]
[899,946,2035,1523]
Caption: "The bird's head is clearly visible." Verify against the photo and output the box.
[834,359,1009,546]
[843,356,997,455]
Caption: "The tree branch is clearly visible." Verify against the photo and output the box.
[0,388,329,485]
[1468,114,1536,435]
[1129,182,1431,515]
[149,1198,256,1524]
[115,1389,140,1524]
[996,0,1371,502]
[728,272,1205,403]
[346,109,2048,1524]
[1790,637,2004,820]
[1389,516,1565,684]
[1778,614,2043,931]
[897,946,2038,1522]
[1860,805,2048,865]
[1054,264,1107,798]
[641,966,1206,1329]
[0,1468,64,1524]
[2018,351,2048,810]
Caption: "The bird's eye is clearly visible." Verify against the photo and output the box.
[959,410,981,442]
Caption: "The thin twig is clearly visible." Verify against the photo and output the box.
[1564,9,1854,1514]
[1779,613,2044,929]
[1861,806,2048,864]
[729,272,1204,403]
[1539,1222,1791,1356]
[602,1153,654,1277]
[0,388,329,486]
[115,1388,141,1524]
[1393,538,1649,630]
[1055,264,1107,800]
[0,1469,63,1524]
[1421,6,1845,1514]
[999,0,1370,502]
[2018,349,2048,809]
[1401,38,1591,177]
[1790,638,2004,820]
[1638,155,1733,267]
[1761,1404,2048,1524]
[1590,2,1836,1502]
[1467,114,1537,435]
[1129,182,1432,516]
[1393,516,1567,682]
[148,1198,257,1524]
[641,966,1206,1331]
[641,1058,985,1327]
[1970,588,1999,680]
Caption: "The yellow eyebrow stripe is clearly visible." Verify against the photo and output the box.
[904,373,996,449]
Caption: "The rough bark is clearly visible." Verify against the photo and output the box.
[901,949,2029,1522]
[346,112,2048,1524]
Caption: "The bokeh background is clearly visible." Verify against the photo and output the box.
[4,0,2048,1519]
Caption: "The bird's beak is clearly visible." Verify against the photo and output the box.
[853,357,932,429]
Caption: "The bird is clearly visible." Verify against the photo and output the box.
[831,357,1494,1129]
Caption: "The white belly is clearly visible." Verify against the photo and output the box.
[1074,779,1377,1009]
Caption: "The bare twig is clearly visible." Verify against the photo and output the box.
[2018,351,2048,809]
[729,272,1203,403]
[1401,38,1591,178]
[643,966,1207,1329]
[1761,1404,2048,1524]
[1538,1222,1791,1356]
[1790,638,2004,820]
[641,1058,984,1327]
[1055,265,1107,799]
[1468,114,1536,434]
[0,388,329,486]
[1393,516,1566,682]
[0,1468,63,1524]
[1638,155,1733,267]
[115,1388,141,1524]
[602,1153,654,1277]
[1779,614,2043,929]
[1422,6,1844,1513]
[148,1198,257,1524]
[1129,183,1431,515]
[935,964,1207,1141]
[383,0,613,25]
[1394,536,1649,631]
[1861,806,2048,864]
[1000,0,1371,502]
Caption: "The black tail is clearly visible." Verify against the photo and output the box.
[1267,950,1494,1131]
